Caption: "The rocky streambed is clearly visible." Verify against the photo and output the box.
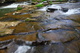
[0,2,80,53]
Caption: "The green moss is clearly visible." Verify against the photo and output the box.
[25,18,36,21]
[49,1,53,4]
[25,18,31,21]
[0,8,15,17]
[32,0,37,2]
[41,0,46,2]
[16,7,23,10]
[35,4,44,7]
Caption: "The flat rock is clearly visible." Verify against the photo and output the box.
[65,40,80,53]
[9,22,44,33]
[41,29,79,42]
[41,19,80,30]
[0,21,21,36]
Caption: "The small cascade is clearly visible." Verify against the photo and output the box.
[14,45,31,53]
[38,5,62,11]
[59,8,80,15]
[0,2,29,9]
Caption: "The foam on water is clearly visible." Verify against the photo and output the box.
[38,5,62,11]
[59,8,80,15]
[0,2,29,9]
[14,45,31,53]
[38,6,48,11]
[38,4,80,15]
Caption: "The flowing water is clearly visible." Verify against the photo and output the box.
[0,2,29,17]
[0,2,29,9]
[14,45,31,53]
[0,2,80,53]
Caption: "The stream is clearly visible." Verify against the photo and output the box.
[0,2,80,53]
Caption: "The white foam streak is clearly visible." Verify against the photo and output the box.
[1,2,29,8]
[59,8,80,15]
[14,45,31,53]
[38,4,80,15]
[38,4,61,11]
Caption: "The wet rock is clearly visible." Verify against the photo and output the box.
[69,15,80,22]
[31,11,44,18]
[43,2,49,6]
[46,5,61,12]
[25,18,37,22]
[4,5,37,16]
[0,21,21,27]
[0,39,13,50]
[65,40,80,53]
[61,8,68,12]
[0,21,21,36]
[0,2,80,53]
[41,29,79,42]
[9,22,44,33]
[0,29,13,36]
[0,0,5,3]
[55,14,80,23]
[68,0,78,3]
[0,14,31,21]
[31,2,38,5]
[16,5,37,14]
[15,0,29,2]
[20,33,37,41]
[46,8,57,12]
[32,43,65,53]
[17,5,36,9]
[12,12,21,15]
[58,2,80,9]
[9,22,35,33]
[32,41,50,46]
[75,26,80,30]
[0,35,16,41]
[6,41,18,53]
[0,50,6,53]
[41,20,80,30]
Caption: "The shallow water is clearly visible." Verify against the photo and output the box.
[0,2,80,53]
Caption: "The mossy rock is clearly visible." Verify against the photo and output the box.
[49,1,53,4]
[16,7,23,10]
[0,8,15,17]
[35,4,44,7]
[42,0,46,2]
[25,18,37,22]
